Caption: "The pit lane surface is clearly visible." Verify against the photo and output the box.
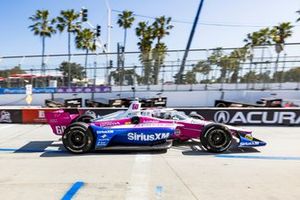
[0,124,299,200]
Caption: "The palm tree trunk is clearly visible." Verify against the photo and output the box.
[246,57,253,89]
[274,52,280,83]
[68,32,71,62]
[42,36,45,76]
[120,29,127,86]
[85,49,89,81]
[68,32,71,87]
[123,29,127,51]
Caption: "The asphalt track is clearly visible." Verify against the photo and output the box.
[0,124,300,200]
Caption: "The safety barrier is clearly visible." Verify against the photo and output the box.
[0,107,299,126]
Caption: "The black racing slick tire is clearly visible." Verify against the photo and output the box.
[62,122,95,154]
[131,116,140,124]
[73,113,96,123]
[200,123,232,153]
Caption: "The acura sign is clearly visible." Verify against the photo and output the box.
[213,110,300,125]
[178,108,300,126]
[214,111,230,123]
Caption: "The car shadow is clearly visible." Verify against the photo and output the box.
[172,140,261,156]
[6,140,167,157]
[8,140,260,158]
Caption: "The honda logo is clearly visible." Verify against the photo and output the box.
[214,111,230,123]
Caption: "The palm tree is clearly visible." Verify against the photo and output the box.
[152,16,173,44]
[56,9,81,61]
[152,43,167,84]
[152,16,173,84]
[270,22,293,82]
[193,60,211,83]
[29,10,56,76]
[56,9,81,87]
[136,21,154,85]
[117,10,135,85]
[243,28,272,87]
[229,47,248,83]
[117,10,135,51]
[208,48,223,83]
[75,28,97,80]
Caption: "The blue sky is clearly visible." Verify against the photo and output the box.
[0,0,300,56]
[0,0,300,79]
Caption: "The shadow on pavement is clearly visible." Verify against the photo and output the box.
[172,140,261,156]
[9,139,260,157]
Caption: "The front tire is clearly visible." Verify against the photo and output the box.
[200,124,232,153]
[62,122,95,154]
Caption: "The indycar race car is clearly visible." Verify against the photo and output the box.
[46,101,266,153]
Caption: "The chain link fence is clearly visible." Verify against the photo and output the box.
[1,43,300,90]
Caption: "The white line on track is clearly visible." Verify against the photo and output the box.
[125,154,152,200]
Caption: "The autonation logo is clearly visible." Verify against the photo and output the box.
[214,110,300,124]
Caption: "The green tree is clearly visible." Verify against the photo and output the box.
[228,47,248,83]
[283,67,300,82]
[109,69,140,86]
[56,9,81,62]
[117,10,135,85]
[207,48,224,83]
[56,9,82,87]
[29,10,56,75]
[0,66,26,78]
[75,28,97,79]
[117,10,135,51]
[58,62,86,84]
[243,28,272,85]
[185,71,197,84]
[240,71,258,83]
[152,16,173,84]
[136,21,154,85]
[193,60,211,83]
[270,22,293,82]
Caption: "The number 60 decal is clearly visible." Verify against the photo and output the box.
[55,126,66,135]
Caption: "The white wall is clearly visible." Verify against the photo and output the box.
[0,89,299,107]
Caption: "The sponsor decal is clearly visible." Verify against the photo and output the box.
[22,109,48,123]
[97,121,120,126]
[55,126,66,135]
[0,111,12,123]
[0,110,22,123]
[96,130,114,134]
[132,103,139,110]
[214,111,300,125]
[245,134,254,140]
[214,111,230,124]
[240,141,260,146]
[38,110,45,119]
[128,132,170,141]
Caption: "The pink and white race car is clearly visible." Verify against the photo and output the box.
[46,101,266,153]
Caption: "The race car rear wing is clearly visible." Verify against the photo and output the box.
[45,110,78,135]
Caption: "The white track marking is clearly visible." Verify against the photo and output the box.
[125,155,152,200]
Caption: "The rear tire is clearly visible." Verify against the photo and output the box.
[62,122,95,154]
[200,124,232,153]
